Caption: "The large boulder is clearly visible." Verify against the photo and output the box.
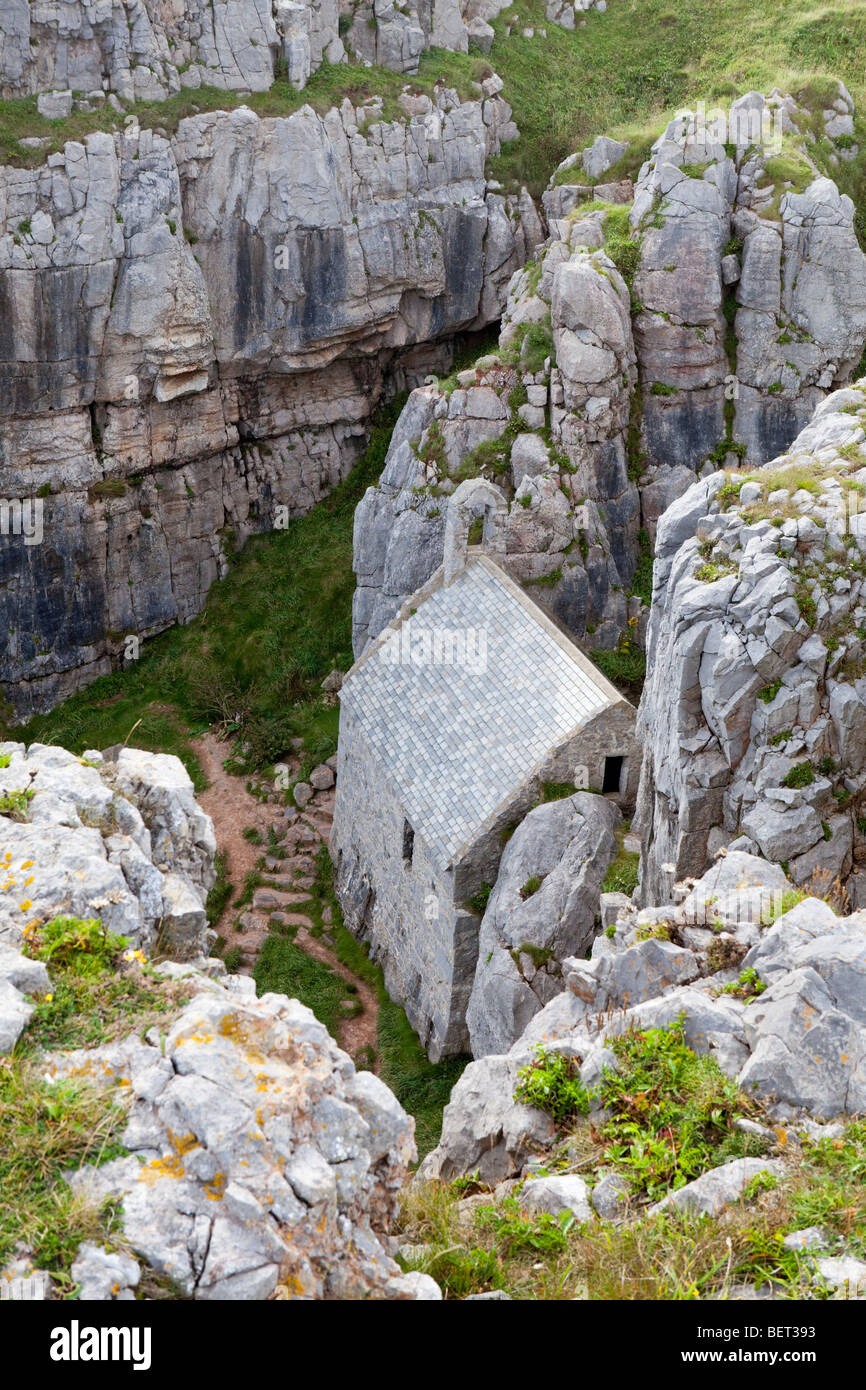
[0,743,214,959]
[57,977,422,1300]
[634,382,866,909]
[466,793,621,1058]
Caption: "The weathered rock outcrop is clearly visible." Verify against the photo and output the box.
[1,0,562,99]
[421,853,866,1181]
[0,742,215,971]
[466,792,620,1057]
[635,380,866,906]
[54,972,423,1299]
[0,737,434,1300]
[629,94,866,470]
[0,87,537,719]
[1,0,343,101]
[353,87,866,665]
[351,214,641,655]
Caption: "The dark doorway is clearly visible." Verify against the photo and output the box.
[402,819,415,865]
[602,756,624,795]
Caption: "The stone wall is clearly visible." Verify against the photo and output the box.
[332,616,638,1059]
[331,707,475,1059]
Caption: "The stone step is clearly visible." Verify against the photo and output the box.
[269,911,315,930]
[253,886,313,910]
[282,857,316,876]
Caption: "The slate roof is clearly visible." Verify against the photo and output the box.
[340,554,626,867]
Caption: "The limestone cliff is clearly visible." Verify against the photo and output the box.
[353,88,866,662]
[635,380,866,908]
[0,86,538,718]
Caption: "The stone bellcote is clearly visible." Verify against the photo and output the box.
[442,478,508,585]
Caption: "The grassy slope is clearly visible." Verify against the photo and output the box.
[488,0,866,214]
[15,399,406,782]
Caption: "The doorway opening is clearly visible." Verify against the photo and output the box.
[602,755,624,795]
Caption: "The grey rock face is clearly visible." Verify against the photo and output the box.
[351,231,637,657]
[521,1174,594,1222]
[416,1052,556,1183]
[649,1158,784,1217]
[426,854,866,1184]
[0,975,36,1053]
[630,95,866,470]
[0,89,534,720]
[70,1243,141,1302]
[466,793,620,1058]
[0,742,214,961]
[591,1172,630,1219]
[634,382,866,907]
[581,136,628,181]
[593,936,700,1008]
[739,963,866,1118]
[55,976,423,1301]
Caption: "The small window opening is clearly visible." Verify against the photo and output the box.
[602,756,624,795]
[402,819,415,865]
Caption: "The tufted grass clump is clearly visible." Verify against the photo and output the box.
[24,916,130,976]
[597,1019,764,1199]
[519,874,544,899]
[602,840,640,895]
[514,1046,592,1124]
[0,1056,130,1291]
[782,760,815,788]
[717,966,768,1000]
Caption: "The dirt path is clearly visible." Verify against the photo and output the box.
[191,731,380,1067]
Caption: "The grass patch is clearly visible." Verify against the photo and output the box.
[0,1055,128,1293]
[597,1019,766,1199]
[514,1047,591,1124]
[253,935,362,1038]
[602,835,640,896]
[18,395,406,778]
[205,850,232,928]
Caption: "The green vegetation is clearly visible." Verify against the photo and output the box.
[600,204,642,297]
[20,396,408,779]
[23,915,130,975]
[598,1020,765,1198]
[717,966,768,1000]
[514,1047,592,1124]
[519,874,544,899]
[3,913,198,1290]
[395,1021,866,1299]
[0,55,488,170]
[695,558,737,583]
[484,0,866,229]
[205,850,232,928]
[782,760,815,788]
[760,887,807,926]
[0,788,35,822]
[253,934,363,1037]
[590,640,646,692]
[602,835,640,895]
[0,1058,128,1291]
[629,528,654,606]
[758,679,783,703]
[466,882,493,915]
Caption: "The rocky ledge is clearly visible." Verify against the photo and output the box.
[422,850,866,1183]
